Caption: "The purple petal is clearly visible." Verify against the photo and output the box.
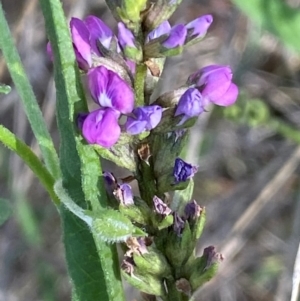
[88,66,134,114]
[70,18,92,68]
[153,196,172,216]
[175,88,204,125]
[185,14,213,38]
[146,21,171,42]
[212,83,238,106]
[184,200,202,220]
[126,118,148,135]
[173,158,198,183]
[118,183,134,205]
[188,65,237,105]
[84,16,113,54]
[125,105,162,135]
[126,59,136,74]
[162,24,187,48]
[118,22,136,49]
[82,108,121,148]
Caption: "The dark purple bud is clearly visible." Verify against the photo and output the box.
[84,15,114,54]
[70,17,92,69]
[175,88,204,125]
[115,183,134,206]
[184,200,202,220]
[82,108,121,148]
[185,15,213,40]
[188,65,238,106]
[202,246,224,270]
[153,196,172,216]
[88,66,134,114]
[162,24,187,48]
[173,212,185,236]
[126,105,162,135]
[76,112,89,130]
[173,158,198,184]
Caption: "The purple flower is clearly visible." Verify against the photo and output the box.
[126,105,162,135]
[118,22,136,49]
[184,200,202,220]
[88,66,134,114]
[185,15,213,40]
[82,108,121,148]
[146,21,171,42]
[70,18,92,69]
[173,158,198,184]
[115,183,134,206]
[175,88,204,125]
[162,24,187,48]
[188,65,238,106]
[84,16,115,54]
[153,196,172,216]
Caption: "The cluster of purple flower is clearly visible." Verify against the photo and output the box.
[51,14,238,148]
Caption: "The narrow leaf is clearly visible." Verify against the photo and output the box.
[0,3,60,179]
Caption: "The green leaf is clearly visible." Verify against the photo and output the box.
[0,84,11,94]
[172,179,194,213]
[39,0,126,300]
[0,198,12,225]
[91,209,146,243]
[0,3,60,179]
[232,0,300,52]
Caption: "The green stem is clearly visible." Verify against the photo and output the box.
[0,125,59,205]
[272,118,300,144]
[0,3,60,180]
[134,63,147,106]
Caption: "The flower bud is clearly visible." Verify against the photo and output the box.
[121,269,165,296]
[185,201,206,241]
[188,65,238,106]
[165,221,195,268]
[84,16,115,55]
[114,183,134,205]
[133,245,172,277]
[144,24,187,58]
[189,246,223,291]
[117,23,143,62]
[185,15,213,46]
[173,158,198,184]
[88,66,134,114]
[175,88,204,126]
[82,108,121,148]
[117,0,147,25]
[153,196,172,216]
[126,105,163,135]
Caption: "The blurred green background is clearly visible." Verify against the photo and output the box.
[1,0,300,300]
